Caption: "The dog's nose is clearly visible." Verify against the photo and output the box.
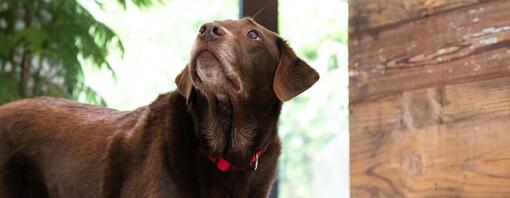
[198,23,225,41]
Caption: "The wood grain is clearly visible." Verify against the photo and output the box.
[350,0,481,32]
[349,0,510,103]
[350,76,510,197]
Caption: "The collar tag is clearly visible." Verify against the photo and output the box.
[253,154,259,171]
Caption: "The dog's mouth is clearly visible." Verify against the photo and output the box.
[192,50,241,94]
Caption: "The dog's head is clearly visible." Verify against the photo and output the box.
[175,18,319,105]
[175,18,319,167]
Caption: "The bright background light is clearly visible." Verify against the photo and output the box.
[79,0,348,197]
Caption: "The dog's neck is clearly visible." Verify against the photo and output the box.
[187,90,281,168]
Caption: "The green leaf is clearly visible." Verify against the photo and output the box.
[0,73,21,105]
[14,27,48,52]
[0,33,11,57]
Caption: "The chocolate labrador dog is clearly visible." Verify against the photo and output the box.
[0,18,318,197]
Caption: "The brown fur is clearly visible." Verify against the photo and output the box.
[0,18,318,198]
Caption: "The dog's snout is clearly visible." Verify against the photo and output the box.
[198,23,225,41]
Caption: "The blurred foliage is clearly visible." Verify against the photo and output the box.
[277,0,348,197]
[0,0,156,105]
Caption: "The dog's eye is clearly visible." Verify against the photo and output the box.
[247,30,259,40]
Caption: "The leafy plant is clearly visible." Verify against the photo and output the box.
[0,0,156,105]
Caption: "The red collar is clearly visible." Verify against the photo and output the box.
[207,150,264,172]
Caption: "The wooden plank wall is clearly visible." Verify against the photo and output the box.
[349,0,510,197]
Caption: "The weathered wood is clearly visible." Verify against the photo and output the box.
[351,76,510,136]
[351,76,510,197]
[350,0,482,33]
[352,115,510,197]
[349,0,510,103]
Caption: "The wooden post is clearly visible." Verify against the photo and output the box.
[239,0,278,33]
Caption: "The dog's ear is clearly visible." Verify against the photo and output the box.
[273,39,319,102]
[175,65,193,104]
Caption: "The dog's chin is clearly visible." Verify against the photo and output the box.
[192,51,241,101]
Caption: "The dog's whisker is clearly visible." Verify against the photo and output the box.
[252,7,266,20]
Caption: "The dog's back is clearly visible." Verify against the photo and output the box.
[0,97,147,197]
